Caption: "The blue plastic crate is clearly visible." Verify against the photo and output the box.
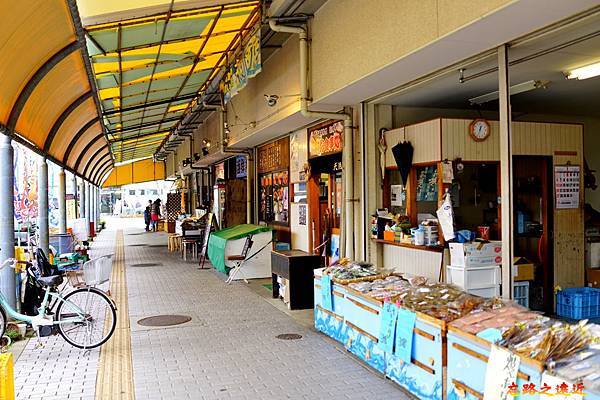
[556,287,600,319]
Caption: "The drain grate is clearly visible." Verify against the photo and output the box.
[129,244,146,247]
[130,263,162,268]
[146,244,165,248]
[137,315,192,327]
[276,333,303,340]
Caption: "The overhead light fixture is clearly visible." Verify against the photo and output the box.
[202,138,211,148]
[468,80,550,105]
[565,61,600,80]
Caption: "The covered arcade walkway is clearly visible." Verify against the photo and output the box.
[13,218,407,399]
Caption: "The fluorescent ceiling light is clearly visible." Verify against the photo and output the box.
[565,62,600,80]
[469,80,550,105]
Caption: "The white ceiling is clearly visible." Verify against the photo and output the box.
[378,10,600,118]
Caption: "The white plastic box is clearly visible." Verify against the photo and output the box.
[466,285,500,298]
[449,241,502,267]
[446,265,501,289]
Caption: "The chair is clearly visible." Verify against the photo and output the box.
[225,235,254,284]
[181,238,197,261]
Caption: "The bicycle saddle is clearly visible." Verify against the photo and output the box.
[37,275,63,287]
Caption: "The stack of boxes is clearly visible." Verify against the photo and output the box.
[447,241,502,298]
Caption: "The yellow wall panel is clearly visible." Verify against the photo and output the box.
[15,54,89,148]
[0,0,76,124]
[103,159,165,187]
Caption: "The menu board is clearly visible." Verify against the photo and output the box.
[308,120,344,158]
[259,170,289,225]
[555,165,580,209]
[257,137,289,173]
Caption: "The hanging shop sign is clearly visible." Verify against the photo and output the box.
[308,120,344,159]
[215,162,225,180]
[257,137,289,174]
[555,164,580,209]
[220,27,262,104]
[235,156,247,178]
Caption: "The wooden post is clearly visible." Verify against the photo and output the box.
[498,44,514,300]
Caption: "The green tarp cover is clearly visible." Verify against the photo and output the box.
[207,224,273,274]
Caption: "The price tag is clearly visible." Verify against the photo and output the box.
[378,302,398,352]
[394,308,416,363]
[321,274,333,311]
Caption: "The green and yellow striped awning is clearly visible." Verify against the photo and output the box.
[84,1,260,163]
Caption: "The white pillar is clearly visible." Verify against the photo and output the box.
[72,174,78,219]
[38,158,49,256]
[96,186,101,229]
[499,44,514,300]
[58,168,67,233]
[0,133,16,308]
[85,181,91,227]
[80,178,86,220]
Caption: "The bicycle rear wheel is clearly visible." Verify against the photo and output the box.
[56,288,116,349]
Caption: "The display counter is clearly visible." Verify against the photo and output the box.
[314,271,599,400]
[373,239,444,282]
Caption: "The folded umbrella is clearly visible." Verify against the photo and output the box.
[391,141,414,185]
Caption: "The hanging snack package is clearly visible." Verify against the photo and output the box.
[436,193,455,241]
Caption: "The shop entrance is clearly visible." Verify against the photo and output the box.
[514,155,554,312]
[308,154,342,264]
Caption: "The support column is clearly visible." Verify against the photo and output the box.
[85,181,91,228]
[80,178,86,220]
[96,186,101,230]
[0,133,16,308]
[498,44,514,300]
[38,158,49,256]
[72,174,78,219]
[58,168,67,233]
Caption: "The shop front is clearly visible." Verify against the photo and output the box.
[306,120,345,265]
[211,156,249,229]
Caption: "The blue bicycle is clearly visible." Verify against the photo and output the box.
[0,258,116,349]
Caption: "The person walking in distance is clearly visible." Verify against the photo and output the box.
[151,198,162,231]
[144,200,152,231]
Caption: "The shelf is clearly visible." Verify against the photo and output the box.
[372,238,444,253]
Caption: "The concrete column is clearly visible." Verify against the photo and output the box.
[90,185,95,227]
[38,158,49,256]
[72,174,78,219]
[85,181,91,224]
[58,168,67,233]
[97,186,101,228]
[0,133,16,308]
[498,44,514,300]
[80,179,86,220]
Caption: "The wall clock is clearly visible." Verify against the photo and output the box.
[469,119,491,142]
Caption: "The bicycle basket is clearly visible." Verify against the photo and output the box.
[82,256,112,286]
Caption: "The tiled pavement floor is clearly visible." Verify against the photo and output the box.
[15,217,410,399]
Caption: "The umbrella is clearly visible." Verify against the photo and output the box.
[391,141,413,185]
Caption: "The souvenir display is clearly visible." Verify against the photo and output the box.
[325,260,389,284]
[450,304,539,334]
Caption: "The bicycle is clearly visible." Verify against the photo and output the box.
[0,258,117,349]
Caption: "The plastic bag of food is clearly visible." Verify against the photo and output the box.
[436,192,455,240]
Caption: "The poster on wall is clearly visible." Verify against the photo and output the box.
[259,171,289,224]
[298,204,307,226]
[235,156,247,178]
[555,164,580,209]
[13,142,39,224]
[215,162,225,180]
[308,120,344,158]
[220,27,261,103]
[391,185,404,207]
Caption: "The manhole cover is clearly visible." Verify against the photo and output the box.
[137,315,192,327]
[130,263,162,267]
[276,333,303,340]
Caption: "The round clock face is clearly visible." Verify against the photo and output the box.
[470,119,490,142]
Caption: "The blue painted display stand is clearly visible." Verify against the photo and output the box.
[446,326,544,400]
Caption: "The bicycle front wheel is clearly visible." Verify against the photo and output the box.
[56,288,116,349]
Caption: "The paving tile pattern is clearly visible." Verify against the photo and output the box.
[123,220,408,400]
[14,228,115,400]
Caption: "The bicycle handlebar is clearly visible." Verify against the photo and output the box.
[0,258,20,271]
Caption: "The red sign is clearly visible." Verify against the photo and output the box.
[308,120,344,158]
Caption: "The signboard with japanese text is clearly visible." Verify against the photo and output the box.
[220,27,261,103]
[378,302,398,353]
[257,137,289,174]
[308,120,344,158]
[394,308,416,363]
[555,165,580,209]
[235,156,247,178]
[483,345,520,400]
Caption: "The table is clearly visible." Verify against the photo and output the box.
[271,250,321,310]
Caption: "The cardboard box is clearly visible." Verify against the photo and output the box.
[383,230,395,242]
[513,257,535,281]
[587,268,600,288]
[449,241,502,267]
